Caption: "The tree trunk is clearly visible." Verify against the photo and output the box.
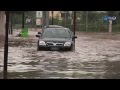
[64,12,67,27]
[10,13,13,34]
[46,11,49,26]
[42,11,46,27]
[51,11,53,25]
[3,11,9,79]
[73,11,76,51]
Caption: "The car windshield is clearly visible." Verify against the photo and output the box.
[42,28,71,38]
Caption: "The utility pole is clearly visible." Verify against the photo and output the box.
[64,11,67,27]
[51,11,53,25]
[73,11,76,51]
[42,11,49,27]
[46,11,49,26]
[3,11,9,79]
[86,11,88,32]
[10,13,13,34]
[109,20,112,33]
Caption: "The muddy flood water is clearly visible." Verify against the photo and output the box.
[0,29,120,79]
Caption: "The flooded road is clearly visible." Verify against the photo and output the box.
[0,29,120,79]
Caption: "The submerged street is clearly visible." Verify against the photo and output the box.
[0,29,120,79]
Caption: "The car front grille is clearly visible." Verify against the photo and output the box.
[46,42,64,46]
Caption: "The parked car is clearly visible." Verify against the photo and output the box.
[36,26,77,51]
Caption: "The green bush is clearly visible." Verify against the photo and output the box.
[112,25,120,32]
[77,25,86,31]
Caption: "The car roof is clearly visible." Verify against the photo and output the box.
[44,25,64,28]
[42,25,72,33]
[45,27,70,30]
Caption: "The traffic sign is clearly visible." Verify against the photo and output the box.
[112,16,116,20]
[103,16,116,21]
[36,11,42,18]
[103,16,109,21]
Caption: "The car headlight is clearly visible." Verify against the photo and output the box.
[64,42,71,46]
[39,41,46,46]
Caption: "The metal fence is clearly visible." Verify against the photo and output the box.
[11,11,120,33]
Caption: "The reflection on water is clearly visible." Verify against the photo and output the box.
[104,61,120,79]
[4,58,120,79]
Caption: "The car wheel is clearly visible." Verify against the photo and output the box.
[70,45,73,51]
[67,45,73,51]
[37,46,40,51]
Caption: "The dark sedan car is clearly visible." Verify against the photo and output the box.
[36,27,77,51]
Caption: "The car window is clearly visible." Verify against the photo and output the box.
[42,28,71,38]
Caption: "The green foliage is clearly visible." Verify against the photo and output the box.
[11,11,36,28]
[11,11,120,32]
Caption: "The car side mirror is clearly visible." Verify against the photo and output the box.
[72,36,77,39]
[74,36,77,38]
[38,32,42,34]
[36,34,41,37]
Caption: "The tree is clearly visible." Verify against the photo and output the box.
[3,11,9,79]
[10,11,28,29]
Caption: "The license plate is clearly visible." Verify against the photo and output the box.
[50,47,59,50]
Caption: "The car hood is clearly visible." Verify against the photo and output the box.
[40,38,72,42]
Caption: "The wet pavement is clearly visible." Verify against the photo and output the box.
[0,29,120,79]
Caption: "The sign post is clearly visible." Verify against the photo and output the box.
[109,20,112,33]
[102,16,116,33]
